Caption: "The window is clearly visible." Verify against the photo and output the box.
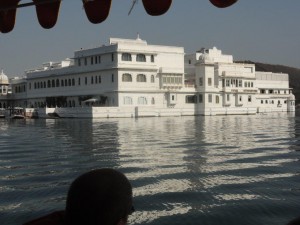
[248,95,252,102]
[216,95,219,104]
[122,53,132,61]
[244,81,247,87]
[72,78,75,86]
[56,79,60,87]
[122,73,132,82]
[112,74,114,82]
[137,74,146,82]
[199,94,203,103]
[151,75,155,83]
[78,58,81,66]
[208,78,212,86]
[239,96,242,102]
[261,100,263,104]
[61,80,64,87]
[111,54,114,62]
[199,77,203,86]
[151,97,155,105]
[226,79,230,87]
[91,57,94,65]
[136,54,146,62]
[48,80,51,88]
[138,97,147,105]
[185,95,197,104]
[91,76,94,84]
[227,94,230,101]
[84,58,87,66]
[124,96,133,105]
[238,80,242,87]
[78,78,81,86]
[68,79,71,86]
[95,56,98,64]
[85,77,87,85]
[151,55,154,62]
[208,94,212,103]
[99,75,102,83]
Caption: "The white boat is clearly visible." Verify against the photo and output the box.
[8,107,25,119]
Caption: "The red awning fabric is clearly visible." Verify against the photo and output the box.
[83,0,112,24]
[209,0,238,8]
[0,0,20,33]
[0,0,238,33]
[142,0,172,16]
[33,0,61,29]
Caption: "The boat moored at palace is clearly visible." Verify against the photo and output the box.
[1,36,296,118]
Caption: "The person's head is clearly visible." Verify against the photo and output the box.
[65,168,133,225]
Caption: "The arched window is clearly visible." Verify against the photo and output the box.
[137,74,146,82]
[136,54,146,62]
[122,73,132,82]
[138,97,147,105]
[122,53,132,61]
[48,80,51,88]
[123,96,133,105]
[151,75,155,83]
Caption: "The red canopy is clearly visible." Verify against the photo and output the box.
[0,0,238,33]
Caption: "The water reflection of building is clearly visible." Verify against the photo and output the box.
[185,114,297,196]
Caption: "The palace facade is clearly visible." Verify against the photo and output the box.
[1,37,295,117]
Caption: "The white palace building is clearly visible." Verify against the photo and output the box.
[0,37,295,118]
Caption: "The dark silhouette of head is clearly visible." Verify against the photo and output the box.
[287,216,300,225]
[65,168,133,225]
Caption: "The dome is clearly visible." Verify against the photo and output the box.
[0,69,9,85]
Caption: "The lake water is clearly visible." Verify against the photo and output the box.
[0,113,300,225]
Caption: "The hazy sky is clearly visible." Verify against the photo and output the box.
[1,0,300,77]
